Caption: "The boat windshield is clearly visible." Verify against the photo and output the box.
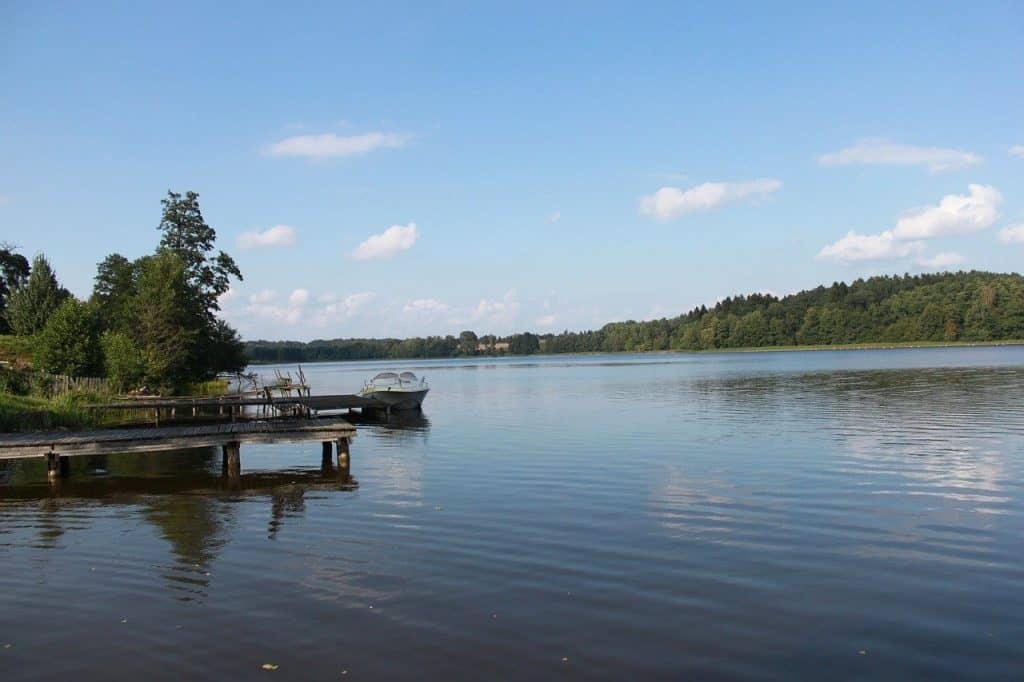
[368,371,425,387]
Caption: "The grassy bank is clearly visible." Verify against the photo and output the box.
[0,391,104,431]
[1,333,234,431]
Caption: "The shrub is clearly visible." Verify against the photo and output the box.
[34,299,103,376]
[102,330,146,392]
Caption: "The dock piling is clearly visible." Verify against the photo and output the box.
[223,440,241,476]
[336,437,350,474]
[46,452,69,478]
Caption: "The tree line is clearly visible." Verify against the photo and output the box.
[1,191,245,392]
[245,331,542,363]
[244,271,1024,363]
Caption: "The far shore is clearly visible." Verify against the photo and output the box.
[244,338,1024,365]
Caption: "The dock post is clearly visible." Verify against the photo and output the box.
[336,437,350,475]
[47,453,69,478]
[321,441,334,470]
[222,440,241,476]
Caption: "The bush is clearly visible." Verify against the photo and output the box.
[0,365,30,395]
[102,330,146,392]
[34,299,103,376]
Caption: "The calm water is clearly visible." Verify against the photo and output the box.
[2,347,1024,680]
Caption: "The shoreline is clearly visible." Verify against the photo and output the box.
[244,338,1024,365]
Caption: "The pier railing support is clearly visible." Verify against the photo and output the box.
[321,441,334,470]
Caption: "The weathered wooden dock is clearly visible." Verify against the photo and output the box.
[82,392,392,426]
[0,416,356,479]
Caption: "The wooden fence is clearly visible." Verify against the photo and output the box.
[36,372,111,398]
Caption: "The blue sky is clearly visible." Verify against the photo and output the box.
[1,1,1022,340]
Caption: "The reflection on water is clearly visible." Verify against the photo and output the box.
[2,347,1024,680]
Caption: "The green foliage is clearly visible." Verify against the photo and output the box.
[0,364,30,395]
[34,299,103,376]
[0,334,34,367]
[157,190,242,318]
[193,318,247,377]
[84,191,245,391]
[508,332,540,355]
[0,244,30,334]
[538,271,1024,353]
[92,253,137,332]
[4,254,70,336]
[131,251,199,390]
[101,330,146,392]
[458,330,479,355]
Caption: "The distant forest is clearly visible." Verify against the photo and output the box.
[244,271,1024,363]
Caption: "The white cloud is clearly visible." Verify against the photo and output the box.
[352,223,418,261]
[639,179,781,221]
[998,224,1024,244]
[819,138,982,172]
[249,289,277,304]
[0,194,11,206]
[535,314,557,328]
[237,225,296,249]
[548,211,561,223]
[817,231,924,262]
[818,185,1002,263]
[1010,145,1024,159]
[342,292,375,312]
[891,184,1001,240]
[245,288,305,324]
[218,287,237,305]
[265,131,410,159]
[318,292,377,323]
[403,298,449,315]
[473,291,521,326]
[916,252,965,269]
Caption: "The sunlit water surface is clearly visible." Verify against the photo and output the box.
[2,347,1024,680]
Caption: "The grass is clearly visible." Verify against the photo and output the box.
[0,391,100,431]
[179,378,231,397]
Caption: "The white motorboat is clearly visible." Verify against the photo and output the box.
[360,371,429,410]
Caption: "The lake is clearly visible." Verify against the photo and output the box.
[2,347,1024,680]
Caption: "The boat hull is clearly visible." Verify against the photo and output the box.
[361,387,429,410]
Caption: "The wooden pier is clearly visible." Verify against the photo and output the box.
[0,416,357,479]
[82,392,393,425]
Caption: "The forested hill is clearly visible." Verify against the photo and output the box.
[244,271,1024,363]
